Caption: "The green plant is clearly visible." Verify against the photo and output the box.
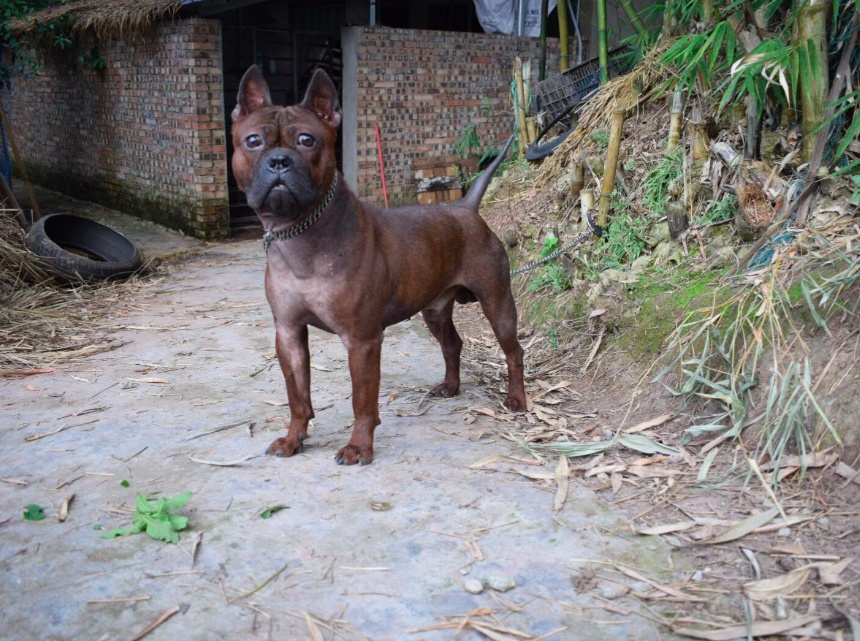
[656,270,840,485]
[642,147,684,215]
[103,492,192,544]
[453,123,481,160]
[599,213,648,267]
[693,196,738,227]
[590,130,609,148]
[850,175,860,207]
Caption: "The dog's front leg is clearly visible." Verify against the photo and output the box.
[335,333,383,465]
[266,323,314,457]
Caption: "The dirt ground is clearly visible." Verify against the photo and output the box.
[2,189,683,641]
[2,187,858,641]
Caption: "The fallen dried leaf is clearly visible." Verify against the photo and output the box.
[673,614,819,640]
[816,557,853,585]
[624,412,674,434]
[57,494,74,522]
[553,455,569,513]
[697,507,780,545]
[743,568,811,601]
[636,521,697,536]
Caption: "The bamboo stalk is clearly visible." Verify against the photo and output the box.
[797,0,828,163]
[596,0,609,84]
[581,188,594,230]
[666,88,683,150]
[570,160,584,199]
[689,107,709,162]
[744,95,760,160]
[514,57,529,155]
[523,56,534,144]
[557,0,570,71]
[618,0,649,41]
[597,108,625,228]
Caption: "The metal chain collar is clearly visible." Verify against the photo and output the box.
[262,172,339,252]
[510,210,605,276]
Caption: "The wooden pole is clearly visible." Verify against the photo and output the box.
[597,108,625,228]
[0,101,41,221]
[539,0,549,81]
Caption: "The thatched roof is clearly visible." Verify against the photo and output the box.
[7,0,187,40]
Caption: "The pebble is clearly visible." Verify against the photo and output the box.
[463,579,484,594]
[691,570,704,582]
[596,579,629,600]
[777,527,792,538]
[486,575,517,592]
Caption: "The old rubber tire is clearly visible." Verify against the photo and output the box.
[25,214,142,281]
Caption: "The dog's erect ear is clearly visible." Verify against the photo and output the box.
[300,69,342,129]
[232,65,272,121]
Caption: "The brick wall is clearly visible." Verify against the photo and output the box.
[0,18,229,239]
[343,26,563,207]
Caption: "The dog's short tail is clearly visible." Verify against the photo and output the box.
[460,135,515,212]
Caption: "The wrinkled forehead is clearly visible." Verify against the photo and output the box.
[233,104,318,133]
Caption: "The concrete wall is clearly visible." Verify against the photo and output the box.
[342,26,563,207]
[1,18,229,239]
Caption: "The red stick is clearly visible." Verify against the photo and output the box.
[374,123,389,209]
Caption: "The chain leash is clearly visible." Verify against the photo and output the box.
[510,210,604,276]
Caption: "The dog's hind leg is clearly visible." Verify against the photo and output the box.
[476,284,527,412]
[421,294,462,398]
[266,323,314,457]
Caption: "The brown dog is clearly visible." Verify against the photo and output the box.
[231,66,527,464]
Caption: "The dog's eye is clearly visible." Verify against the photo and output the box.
[244,134,263,150]
[297,134,315,148]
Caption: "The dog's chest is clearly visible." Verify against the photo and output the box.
[264,252,356,329]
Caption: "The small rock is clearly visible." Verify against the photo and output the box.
[629,581,650,593]
[777,527,792,538]
[596,579,629,600]
[463,578,484,594]
[601,428,614,440]
[691,570,704,582]
[817,516,830,528]
[630,253,652,274]
[486,575,516,592]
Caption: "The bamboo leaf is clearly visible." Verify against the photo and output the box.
[833,111,860,162]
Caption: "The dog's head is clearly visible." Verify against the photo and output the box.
[231,66,341,223]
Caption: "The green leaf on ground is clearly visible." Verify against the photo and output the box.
[260,505,289,519]
[103,492,192,544]
[23,504,45,521]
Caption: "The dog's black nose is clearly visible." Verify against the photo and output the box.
[267,152,291,172]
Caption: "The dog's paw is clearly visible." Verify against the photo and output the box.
[266,436,304,457]
[503,396,524,413]
[430,382,459,398]
[335,443,373,466]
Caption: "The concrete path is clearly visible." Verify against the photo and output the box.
[1,197,675,640]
